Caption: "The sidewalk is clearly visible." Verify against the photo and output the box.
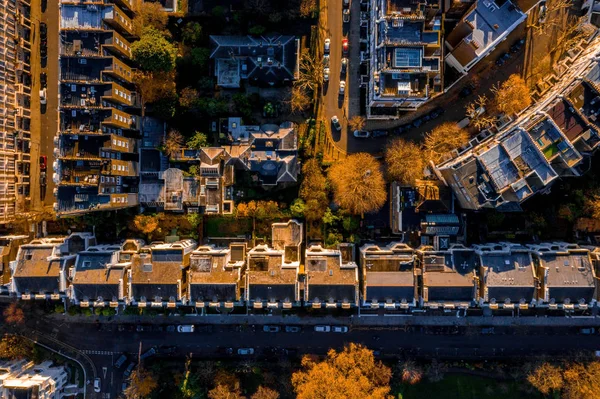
[48,313,600,327]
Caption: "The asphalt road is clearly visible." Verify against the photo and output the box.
[28,316,600,399]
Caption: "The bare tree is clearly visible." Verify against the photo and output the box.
[163,130,184,159]
[348,116,366,132]
[297,49,323,93]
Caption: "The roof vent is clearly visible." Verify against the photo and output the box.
[270,270,275,276]
[143,263,152,272]
[329,270,333,276]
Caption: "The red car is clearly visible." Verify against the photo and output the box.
[39,155,47,171]
[342,39,349,57]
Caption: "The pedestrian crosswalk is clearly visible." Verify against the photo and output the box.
[82,350,116,356]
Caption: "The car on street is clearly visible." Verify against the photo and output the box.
[237,348,255,355]
[40,22,47,41]
[481,327,495,335]
[94,378,101,393]
[40,171,46,189]
[342,38,349,57]
[40,41,47,58]
[510,38,525,53]
[324,38,330,54]
[580,328,596,335]
[371,130,388,138]
[121,382,128,392]
[177,325,195,333]
[324,67,330,82]
[353,130,370,139]
[393,125,407,135]
[39,155,47,171]
[429,106,445,119]
[323,54,330,67]
[140,347,157,361]
[495,52,510,66]
[459,82,475,98]
[314,325,331,332]
[114,354,127,369]
[412,118,423,128]
[339,80,346,95]
[343,9,350,23]
[340,57,348,78]
[332,326,349,333]
[343,0,350,7]
[285,326,301,333]
[40,72,47,88]
[263,325,280,333]
[124,362,136,378]
[166,325,176,332]
[331,115,342,131]
[39,88,47,105]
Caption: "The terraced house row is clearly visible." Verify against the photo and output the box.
[2,220,600,312]
[55,0,141,215]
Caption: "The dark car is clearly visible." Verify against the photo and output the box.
[40,72,47,88]
[495,52,510,66]
[371,130,388,138]
[429,106,444,119]
[40,44,47,58]
[124,362,136,378]
[393,125,407,135]
[39,155,47,171]
[114,354,127,369]
[412,118,423,128]
[166,325,176,332]
[40,23,47,41]
[263,325,280,333]
[510,38,525,53]
[285,326,301,333]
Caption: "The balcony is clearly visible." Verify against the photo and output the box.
[102,57,133,83]
[103,5,134,37]
[102,30,131,59]
[102,108,139,131]
[102,134,136,153]
[59,148,102,161]
[59,170,100,186]
[101,82,135,107]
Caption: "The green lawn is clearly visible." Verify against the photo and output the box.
[398,374,541,399]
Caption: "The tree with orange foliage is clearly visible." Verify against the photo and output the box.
[385,138,425,185]
[132,1,168,37]
[251,386,279,399]
[133,214,160,241]
[133,70,176,108]
[492,74,531,116]
[208,384,243,399]
[3,303,24,325]
[348,116,366,132]
[397,360,423,385]
[424,122,469,164]
[163,130,184,159]
[292,343,392,399]
[527,362,564,395]
[124,366,157,398]
[0,334,33,360]
[328,153,386,217]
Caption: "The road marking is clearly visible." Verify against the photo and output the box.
[102,367,107,378]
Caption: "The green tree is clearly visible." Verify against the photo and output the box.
[187,131,209,149]
[188,47,211,69]
[322,208,338,225]
[232,93,253,119]
[182,22,202,45]
[249,25,266,35]
[132,28,177,72]
[290,198,305,218]
[212,6,226,17]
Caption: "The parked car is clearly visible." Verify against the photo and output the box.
[177,325,195,333]
[495,52,510,66]
[342,38,349,57]
[393,125,407,135]
[324,67,330,82]
[263,325,280,333]
[459,83,475,98]
[140,347,157,361]
[343,0,350,7]
[124,362,136,378]
[340,57,348,78]
[166,325,176,332]
[412,118,423,128]
[40,42,47,58]
[331,115,342,131]
[237,348,255,355]
[510,38,525,53]
[114,354,127,369]
[39,155,47,171]
[40,72,47,88]
[339,80,346,95]
[429,106,445,119]
[343,9,350,23]
[580,328,596,335]
[324,38,331,54]
[371,130,388,138]
[332,326,349,333]
[314,325,331,332]
[94,378,101,393]
[39,88,47,105]
[40,22,47,42]
[121,382,128,392]
[481,327,495,335]
[353,130,370,139]
[285,326,301,333]
[40,171,46,188]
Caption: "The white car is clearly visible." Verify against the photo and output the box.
[39,88,47,105]
[324,67,330,81]
[339,80,346,95]
[314,325,331,332]
[353,130,370,139]
[332,326,349,333]
[94,378,101,393]
[343,0,350,7]
[324,38,330,54]
[237,348,255,355]
[177,325,195,333]
[343,9,350,23]
[331,116,342,132]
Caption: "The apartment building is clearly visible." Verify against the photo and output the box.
[444,0,525,74]
[0,360,69,399]
[0,0,33,222]
[367,0,443,118]
[56,0,140,216]
[0,234,29,284]
[140,118,298,214]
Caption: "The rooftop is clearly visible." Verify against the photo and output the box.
[247,244,298,286]
[305,245,358,286]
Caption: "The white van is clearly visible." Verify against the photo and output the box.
[177,325,195,333]
[314,325,331,332]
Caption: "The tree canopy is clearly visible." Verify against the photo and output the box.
[493,74,531,116]
[124,367,158,399]
[187,131,209,149]
[132,28,178,73]
[133,1,168,37]
[299,159,329,222]
[133,70,176,106]
[3,303,24,325]
[163,130,185,158]
[527,361,600,399]
[348,116,366,132]
[292,343,392,399]
[0,334,33,360]
[132,214,159,240]
[424,122,469,164]
[328,153,387,216]
[385,138,425,185]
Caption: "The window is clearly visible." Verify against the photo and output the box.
[113,139,117,145]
